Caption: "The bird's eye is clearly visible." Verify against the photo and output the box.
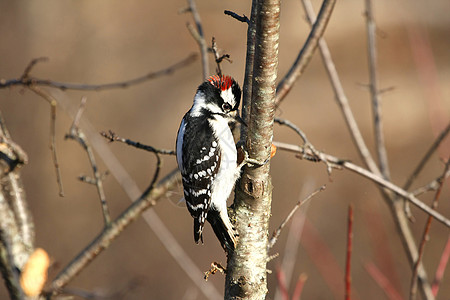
[222,103,232,111]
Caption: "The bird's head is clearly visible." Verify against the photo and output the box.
[190,75,242,124]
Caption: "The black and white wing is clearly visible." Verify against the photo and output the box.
[176,115,221,243]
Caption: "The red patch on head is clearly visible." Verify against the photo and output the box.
[208,75,233,91]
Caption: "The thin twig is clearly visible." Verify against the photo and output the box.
[365,0,390,180]
[211,37,231,77]
[410,160,449,300]
[49,169,180,294]
[101,130,175,155]
[406,19,449,158]
[20,57,49,80]
[412,169,450,197]
[78,173,109,185]
[274,117,335,174]
[273,180,315,300]
[275,0,336,104]
[268,185,325,249]
[224,10,250,24]
[403,122,450,191]
[211,37,222,77]
[301,0,380,175]
[72,97,88,128]
[274,141,450,228]
[27,85,64,197]
[78,171,109,184]
[65,97,111,226]
[274,117,309,144]
[345,205,354,300]
[1,54,198,91]
[186,0,208,80]
[301,2,435,296]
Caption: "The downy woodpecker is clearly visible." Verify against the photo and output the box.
[176,75,243,252]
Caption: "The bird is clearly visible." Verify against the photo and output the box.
[176,75,244,252]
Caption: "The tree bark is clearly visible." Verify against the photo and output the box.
[225,0,280,299]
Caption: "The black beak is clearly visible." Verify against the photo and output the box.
[234,114,247,127]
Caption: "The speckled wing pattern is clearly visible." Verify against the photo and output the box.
[179,114,221,243]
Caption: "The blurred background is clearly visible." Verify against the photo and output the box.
[1,0,449,299]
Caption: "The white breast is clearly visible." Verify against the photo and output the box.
[208,116,240,212]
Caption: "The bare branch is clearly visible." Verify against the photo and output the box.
[301,0,380,175]
[211,37,222,77]
[49,169,181,293]
[78,173,109,185]
[268,185,325,249]
[20,57,49,80]
[410,160,449,300]
[274,141,450,228]
[365,0,391,180]
[186,0,209,80]
[412,169,450,197]
[26,85,64,196]
[273,118,338,174]
[101,130,175,155]
[1,54,197,91]
[0,192,27,300]
[211,37,231,77]
[0,113,35,251]
[2,172,34,251]
[65,97,111,226]
[54,89,222,300]
[224,10,250,24]
[403,122,450,191]
[0,117,34,299]
[404,120,449,220]
[275,0,336,104]
[301,1,435,297]
[274,117,310,144]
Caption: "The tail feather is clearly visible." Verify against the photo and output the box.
[207,209,238,252]
[193,218,204,244]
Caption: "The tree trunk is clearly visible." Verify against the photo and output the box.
[225,0,280,298]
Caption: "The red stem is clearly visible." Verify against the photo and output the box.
[345,205,353,300]
[364,262,404,300]
[292,273,308,300]
[276,266,290,300]
[432,234,450,296]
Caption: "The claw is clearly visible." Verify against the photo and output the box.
[236,142,270,169]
